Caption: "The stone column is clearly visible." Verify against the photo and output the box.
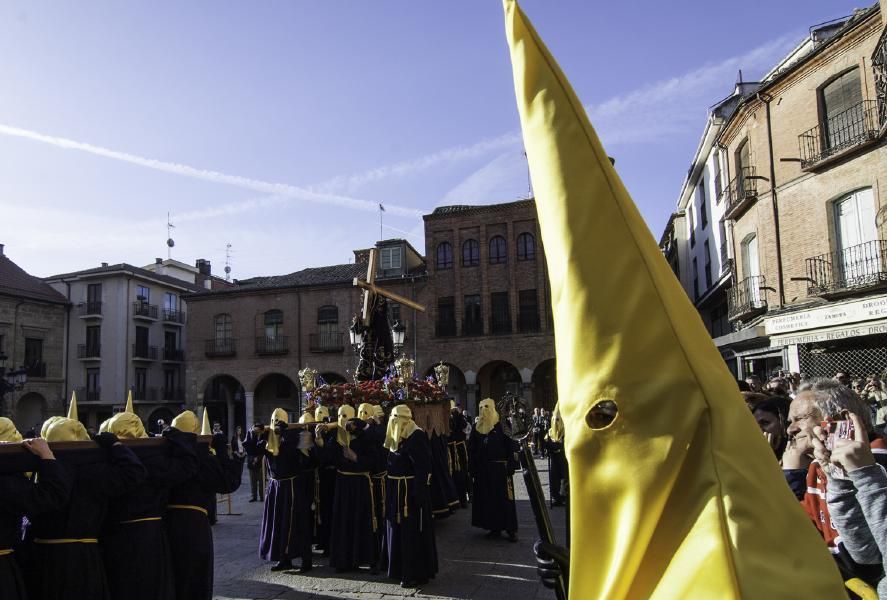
[465,384,478,417]
[244,392,255,428]
[521,382,534,409]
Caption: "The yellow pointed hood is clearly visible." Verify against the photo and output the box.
[266,407,289,456]
[357,403,375,422]
[41,416,63,439]
[383,404,418,451]
[475,398,499,435]
[337,404,355,448]
[502,1,844,597]
[200,407,213,436]
[171,410,200,434]
[315,405,330,422]
[547,404,564,443]
[0,417,23,443]
[100,412,147,439]
[44,417,90,442]
[67,390,78,422]
[125,390,134,414]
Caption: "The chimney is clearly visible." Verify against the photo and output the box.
[196,259,211,276]
[353,249,370,264]
[101,262,108,267]
[155,258,163,265]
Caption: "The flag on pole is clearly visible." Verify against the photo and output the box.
[379,203,386,212]
[501,1,844,598]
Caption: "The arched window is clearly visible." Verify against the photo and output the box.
[462,239,479,267]
[436,242,453,270]
[214,313,232,341]
[318,305,338,330]
[264,309,283,340]
[316,305,339,351]
[489,236,507,264]
[517,232,536,261]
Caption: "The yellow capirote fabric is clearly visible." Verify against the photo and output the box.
[337,405,354,448]
[0,418,22,443]
[40,416,63,439]
[475,398,499,435]
[315,405,330,422]
[502,1,845,597]
[100,412,147,439]
[383,404,418,451]
[373,405,385,421]
[266,408,289,456]
[67,390,78,422]
[547,404,564,443]
[357,403,375,421]
[200,408,212,436]
[43,417,90,442]
[171,410,200,435]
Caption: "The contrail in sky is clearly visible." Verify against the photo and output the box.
[0,123,424,218]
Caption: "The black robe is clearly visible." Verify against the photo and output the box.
[324,432,378,570]
[544,438,567,505]
[428,433,459,517]
[23,445,147,600]
[469,423,518,534]
[447,411,470,506]
[166,440,243,600]
[0,460,72,600]
[363,421,388,570]
[313,427,337,554]
[102,430,199,600]
[385,428,438,584]
[258,429,316,564]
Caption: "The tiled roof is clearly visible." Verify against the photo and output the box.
[0,255,68,304]
[428,199,535,218]
[44,263,204,292]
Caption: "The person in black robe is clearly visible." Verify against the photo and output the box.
[0,421,73,600]
[258,408,317,573]
[312,405,336,557]
[469,399,518,541]
[317,404,377,573]
[428,431,460,518]
[243,423,266,502]
[99,411,199,600]
[24,417,147,600]
[447,403,471,508]
[354,403,388,573]
[166,410,243,600]
[383,404,438,587]
[543,405,567,507]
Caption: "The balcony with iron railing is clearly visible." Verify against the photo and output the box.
[131,387,158,402]
[162,347,185,362]
[798,100,880,169]
[873,27,887,129]
[24,362,46,378]
[162,308,186,325]
[727,275,769,321]
[309,332,344,353]
[805,240,887,297]
[132,344,158,361]
[256,336,288,356]
[76,387,101,402]
[132,302,159,320]
[161,387,185,402]
[205,338,237,358]
[77,343,101,360]
[78,302,103,318]
[720,166,759,220]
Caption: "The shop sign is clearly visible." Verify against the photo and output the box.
[764,296,887,336]
[770,318,887,347]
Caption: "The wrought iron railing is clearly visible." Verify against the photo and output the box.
[132,387,158,402]
[872,27,887,128]
[25,362,46,378]
[309,332,344,353]
[78,302,102,317]
[132,302,159,319]
[162,348,184,362]
[77,343,101,359]
[161,387,185,401]
[805,240,887,296]
[162,309,185,324]
[132,344,158,360]
[720,166,758,217]
[77,387,101,402]
[256,336,288,355]
[798,100,879,168]
[727,275,768,321]
[205,338,236,357]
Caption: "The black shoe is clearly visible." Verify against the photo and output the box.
[271,560,293,571]
[297,560,312,574]
[507,531,518,543]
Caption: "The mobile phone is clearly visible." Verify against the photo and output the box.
[821,419,855,451]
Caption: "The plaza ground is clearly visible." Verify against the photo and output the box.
[211,456,566,600]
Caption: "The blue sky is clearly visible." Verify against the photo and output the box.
[0,1,868,279]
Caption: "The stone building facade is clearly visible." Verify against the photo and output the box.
[184,199,556,433]
[0,245,68,430]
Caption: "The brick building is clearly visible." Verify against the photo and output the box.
[0,244,68,430]
[667,4,887,380]
[184,199,556,433]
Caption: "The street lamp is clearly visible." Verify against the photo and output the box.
[0,351,27,401]
[349,317,365,354]
[391,321,406,356]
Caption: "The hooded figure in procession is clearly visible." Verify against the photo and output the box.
[0,418,73,600]
[383,404,438,588]
[447,400,471,508]
[468,398,518,541]
[356,402,388,573]
[258,407,317,573]
[312,404,337,556]
[100,406,199,600]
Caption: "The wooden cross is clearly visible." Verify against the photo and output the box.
[353,248,425,324]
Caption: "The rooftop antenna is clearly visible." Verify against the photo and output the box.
[224,243,232,282]
[737,69,743,85]
[166,212,176,259]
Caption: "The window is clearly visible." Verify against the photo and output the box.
[136,285,150,303]
[214,314,232,341]
[317,305,339,348]
[713,150,723,201]
[0,334,4,355]
[436,242,453,270]
[380,246,402,271]
[462,239,480,267]
[489,236,507,264]
[834,188,878,281]
[135,368,147,399]
[491,292,511,334]
[821,68,863,150]
[517,232,536,261]
[704,240,713,289]
[318,305,338,325]
[86,326,101,355]
[463,295,483,336]
[387,302,401,327]
[692,258,699,300]
[24,338,43,368]
[264,309,283,340]
[436,297,456,337]
[135,326,149,354]
[518,289,540,333]
[164,330,177,352]
[86,368,100,401]
[718,219,729,266]
[735,139,750,197]
[164,369,177,398]
[688,206,695,247]
[698,181,708,228]
[87,283,102,313]
[164,292,177,311]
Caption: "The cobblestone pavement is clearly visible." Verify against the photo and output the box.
[212,456,566,600]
